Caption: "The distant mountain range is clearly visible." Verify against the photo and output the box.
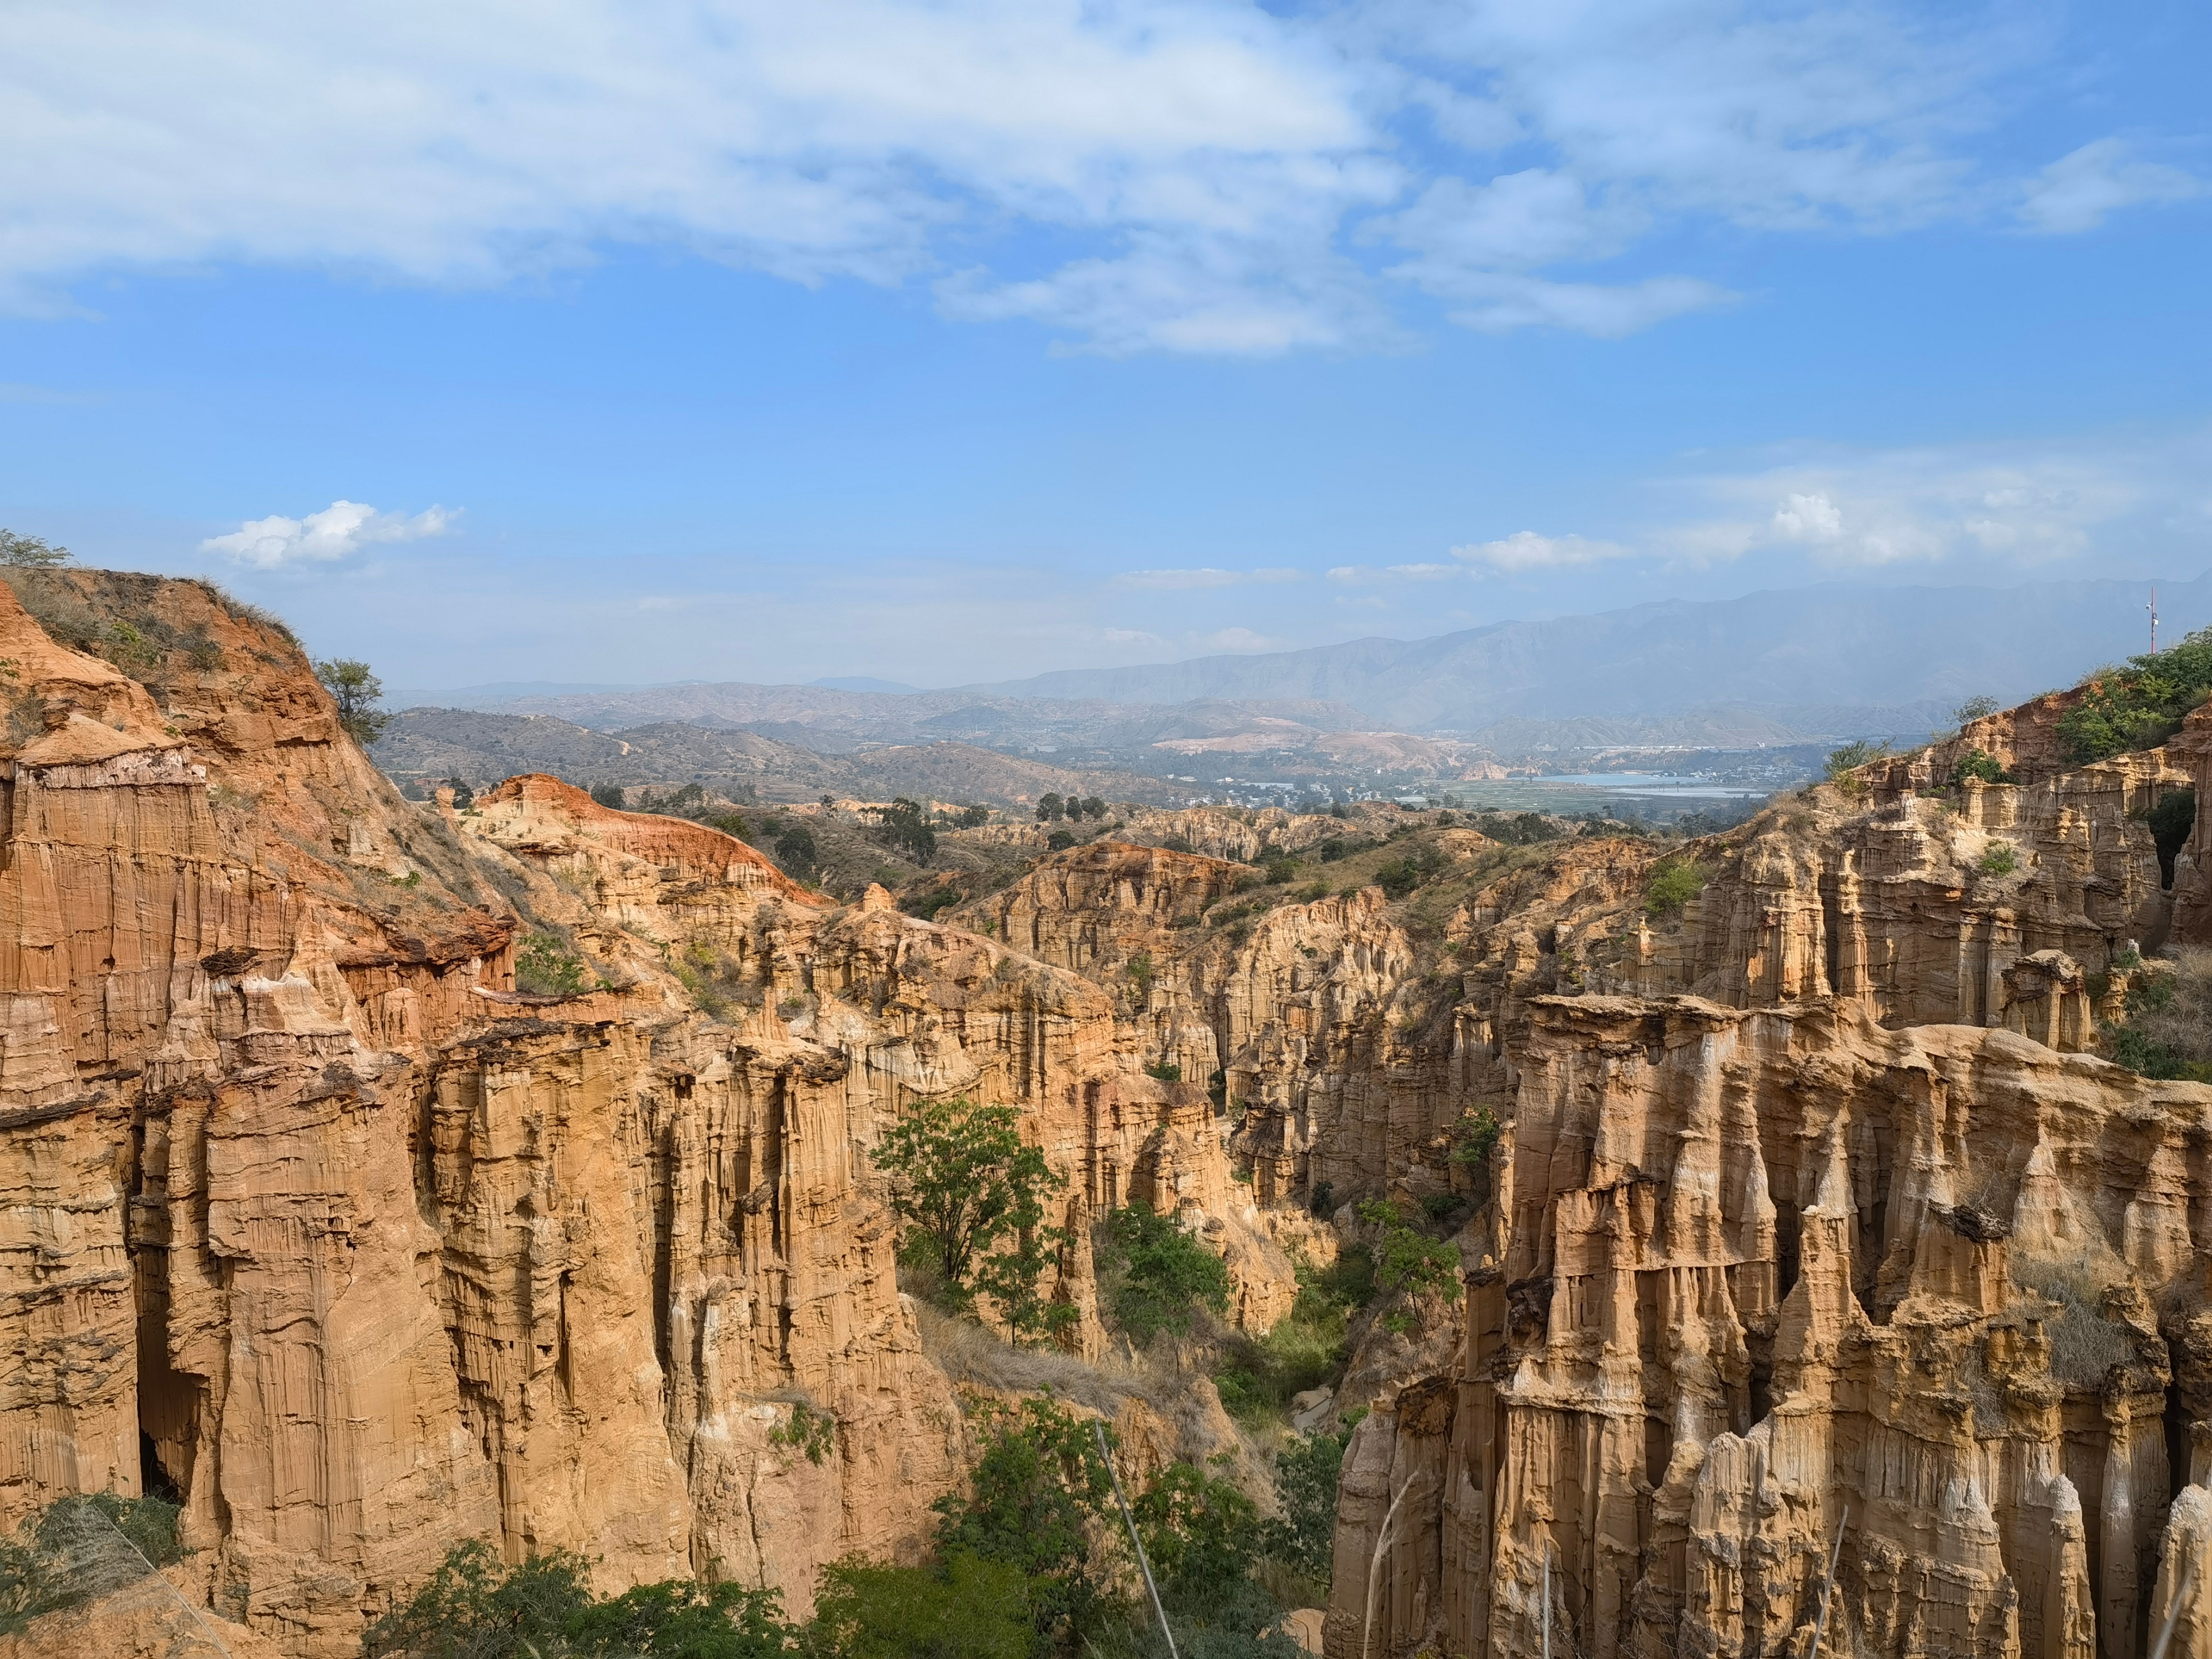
[951,574,2209,731]
[388,573,2210,763]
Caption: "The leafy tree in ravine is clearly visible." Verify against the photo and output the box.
[314,657,391,745]
[1100,1200,1229,1342]
[871,1096,1072,1344]
[931,1395,1122,1648]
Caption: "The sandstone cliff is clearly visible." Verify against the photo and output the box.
[9,569,2212,1659]
[0,573,1286,1652]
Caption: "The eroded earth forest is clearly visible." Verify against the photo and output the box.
[4,567,2212,1658]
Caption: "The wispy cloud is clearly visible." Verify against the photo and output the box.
[1117,566,1302,590]
[199,500,456,568]
[0,1,2190,351]
[2017,139,2202,234]
[1451,531,1633,572]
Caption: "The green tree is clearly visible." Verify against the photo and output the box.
[0,530,71,567]
[775,821,819,872]
[1953,750,2011,786]
[870,797,937,861]
[1078,796,1106,821]
[1131,1460,1259,1600]
[314,657,391,745]
[1954,695,2000,725]
[1262,1428,1351,1583]
[931,1396,1122,1647]
[1102,1201,1229,1342]
[361,1540,597,1659]
[806,1555,1032,1659]
[1356,1199,1462,1305]
[590,783,627,809]
[570,1580,797,1658]
[872,1097,1068,1341]
[1036,792,1065,822]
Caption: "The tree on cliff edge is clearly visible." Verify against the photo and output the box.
[314,657,391,745]
[0,530,72,567]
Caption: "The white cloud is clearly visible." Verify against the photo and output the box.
[1651,433,2212,569]
[1384,563,1457,578]
[199,500,455,567]
[0,1,2187,351]
[1103,627,1165,648]
[2017,140,2202,234]
[1118,565,1302,589]
[1450,531,1633,572]
[1190,626,1275,651]
[1770,491,1845,543]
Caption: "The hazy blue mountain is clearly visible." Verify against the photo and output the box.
[955,574,2211,731]
[808,675,919,694]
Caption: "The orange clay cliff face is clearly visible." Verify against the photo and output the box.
[7,570,2212,1658]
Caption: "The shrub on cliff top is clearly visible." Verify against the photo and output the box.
[1643,856,1707,919]
[2057,627,2212,764]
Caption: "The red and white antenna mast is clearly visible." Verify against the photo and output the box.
[2149,586,2159,655]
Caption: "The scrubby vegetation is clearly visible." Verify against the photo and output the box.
[2058,627,2212,764]
[2103,948,2212,1082]
[1355,1200,1462,1309]
[1471,811,1559,846]
[0,1493,187,1634]
[1211,1250,1373,1428]
[516,932,591,997]
[0,528,72,567]
[1952,749,2014,786]
[1642,855,1707,918]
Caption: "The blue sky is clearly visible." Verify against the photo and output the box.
[2,0,2207,689]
